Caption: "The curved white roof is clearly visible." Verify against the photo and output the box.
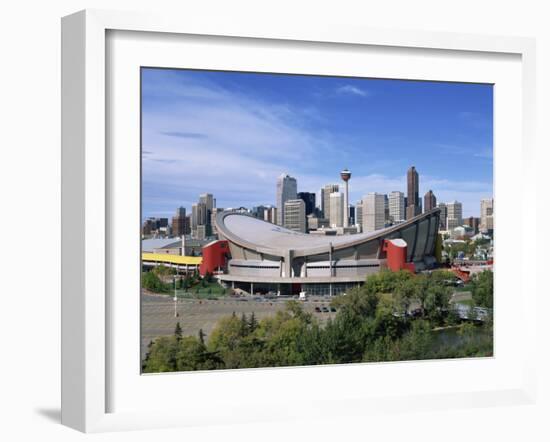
[216,209,440,257]
[223,213,377,249]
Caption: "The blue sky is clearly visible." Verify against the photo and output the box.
[142,68,493,219]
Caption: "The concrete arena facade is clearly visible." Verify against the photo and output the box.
[215,209,440,295]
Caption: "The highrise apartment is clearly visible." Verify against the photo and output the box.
[446,201,463,230]
[388,191,405,224]
[480,198,494,233]
[283,199,306,233]
[329,192,344,228]
[363,192,385,232]
[355,200,363,231]
[322,184,339,221]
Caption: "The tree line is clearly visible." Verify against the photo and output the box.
[142,266,220,294]
[142,269,493,373]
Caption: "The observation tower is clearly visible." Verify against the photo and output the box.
[340,168,352,227]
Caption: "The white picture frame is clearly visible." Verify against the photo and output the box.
[61,9,537,433]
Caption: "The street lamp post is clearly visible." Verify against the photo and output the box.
[173,275,178,318]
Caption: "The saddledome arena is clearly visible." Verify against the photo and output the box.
[212,208,441,296]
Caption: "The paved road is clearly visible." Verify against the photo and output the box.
[141,293,336,359]
[141,290,471,360]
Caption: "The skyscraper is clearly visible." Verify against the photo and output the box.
[283,199,306,233]
[199,193,215,236]
[276,173,297,226]
[340,169,352,228]
[406,166,421,219]
[191,203,199,232]
[192,201,208,237]
[363,193,385,232]
[480,198,494,233]
[172,207,190,237]
[329,192,344,228]
[322,184,339,221]
[199,193,214,212]
[210,207,223,236]
[424,190,437,212]
[297,192,316,216]
[355,200,363,231]
[388,191,405,223]
[446,201,463,230]
[437,202,448,229]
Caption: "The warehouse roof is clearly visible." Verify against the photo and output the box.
[141,253,202,265]
[141,238,181,252]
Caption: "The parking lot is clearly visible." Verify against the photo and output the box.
[141,293,337,359]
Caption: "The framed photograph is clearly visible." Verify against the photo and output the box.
[61,9,537,433]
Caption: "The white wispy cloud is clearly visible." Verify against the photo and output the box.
[434,143,493,160]
[473,148,493,159]
[142,71,491,218]
[142,71,336,210]
[336,84,369,97]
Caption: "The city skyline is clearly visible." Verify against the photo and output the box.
[142,68,493,219]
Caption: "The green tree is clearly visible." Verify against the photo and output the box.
[423,282,452,324]
[208,314,243,353]
[285,300,313,324]
[153,264,176,276]
[198,328,205,344]
[174,322,182,341]
[330,285,379,319]
[394,278,417,316]
[413,274,430,317]
[471,270,493,308]
[248,312,258,333]
[142,271,170,293]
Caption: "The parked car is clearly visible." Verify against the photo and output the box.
[314,306,321,313]
[321,306,329,313]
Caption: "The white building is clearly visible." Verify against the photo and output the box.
[388,191,405,224]
[322,184,339,222]
[363,192,386,232]
[329,192,344,228]
[446,201,463,230]
[276,173,297,226]
[480,198,494,232]
[355,200,363,232]
[283,199,306,233]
